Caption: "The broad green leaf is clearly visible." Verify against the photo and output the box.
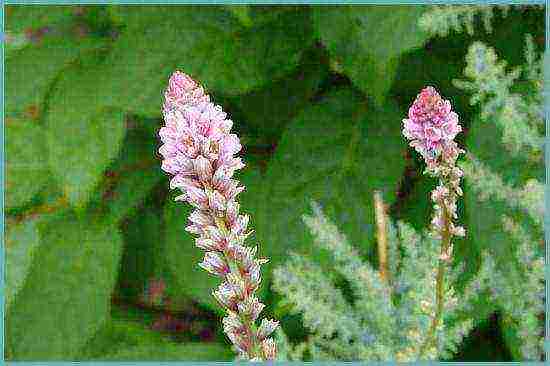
[163,167,267,311]
[6,5,74,33]
[393,172,433,231]
[97,342,233,361]
[195,7,312,94]
[490,10,545,72]
[117,208,165,302]
[225,5,253,27]
[225,5,302,28]
[163,203,207,303]
[101,123,164,223]
[5,119,51,210]
[451,316,512,361]
[45,62,127,207]
[93,6,313,117]
[6,212,123,360]
[226,46,330,141]
[5,218,41,310]
[313,6,429,106]
[392,46,471,120]
[79,306,169,360]
[6,31,107,120]
[255,88,406,276]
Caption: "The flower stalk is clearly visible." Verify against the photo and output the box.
[402,86,465,358]
[158,71,278,360]
[374,190,390,284]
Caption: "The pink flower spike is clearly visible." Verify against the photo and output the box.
[158,71,277,360]
[403,86,466,355]
[403,86,463,166]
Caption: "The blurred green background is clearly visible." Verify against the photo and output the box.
[4,5,544,361]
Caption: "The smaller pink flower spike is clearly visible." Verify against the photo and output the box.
[402,86,462,170]
[404,87,467,356]
[403,86,466,251]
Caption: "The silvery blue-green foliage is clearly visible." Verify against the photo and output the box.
[452,32,544,361]
[458,220,544,360]
[272,202,474,361]
[454,40,544,156]
[418,5,510,37]
[461,155,543,228]
[419,4,545,39]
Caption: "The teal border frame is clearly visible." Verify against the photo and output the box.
[0,1,547,5]
[544,0,549,363]
[1,0,4,363]
[0,0,547,364]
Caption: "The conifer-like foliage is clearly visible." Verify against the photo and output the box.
[418,5,511,37]
[453,36,544,362]
[273,199,473,361]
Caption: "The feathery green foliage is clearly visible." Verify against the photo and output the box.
[418,5,510,36]
[454,41,543,156]
[273,202,475,361]
[454,37,544,360]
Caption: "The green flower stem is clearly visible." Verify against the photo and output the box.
[418,177,454,359]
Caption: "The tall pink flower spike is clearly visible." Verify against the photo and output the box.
[159,71,278,361]
[403,86,466,357]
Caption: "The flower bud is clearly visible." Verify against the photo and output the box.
[199,252,229,277]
